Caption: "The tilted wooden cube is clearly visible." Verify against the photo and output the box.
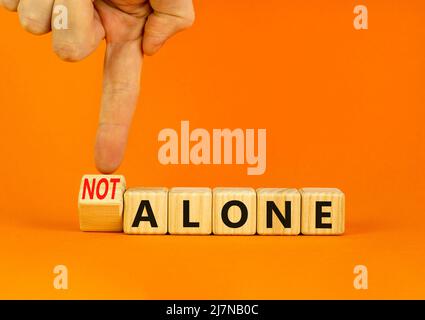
[169,188,212,235]
[78,175,126,232]
[300,188,345,235]
[257,188,301,235]
[123,187,168,234]
[213,188,256,235]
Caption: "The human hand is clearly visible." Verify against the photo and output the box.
[0,0,195,173]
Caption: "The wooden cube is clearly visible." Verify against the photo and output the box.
[300,188,345,235]
[257,188,301,235]
[123,188,168,234]
[168,188,212,235]
[213,188,256,235]
[78,174,126,232]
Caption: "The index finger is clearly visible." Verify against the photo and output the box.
[94,38,143,173]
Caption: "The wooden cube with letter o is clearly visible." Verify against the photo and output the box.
[213,188,256,235]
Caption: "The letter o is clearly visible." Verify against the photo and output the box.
[221,200,248,228]
[96,178,109,199]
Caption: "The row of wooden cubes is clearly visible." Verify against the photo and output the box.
[78,175,345,235]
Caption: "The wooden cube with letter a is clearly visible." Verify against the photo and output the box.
[124,188,168,234]
[300,188,345,235]
[257,188,301,235]
[78,175,126,232]
[169,188,212,235]
[213,188,256,235]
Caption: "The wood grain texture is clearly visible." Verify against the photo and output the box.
[123,187,168,234]
[168,188,212,235]
[213,188,256,235]
[300,188,345,235]
[78,175,126,232]
[257,188,301,235]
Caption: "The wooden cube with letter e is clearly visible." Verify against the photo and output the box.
[300,188,345,235]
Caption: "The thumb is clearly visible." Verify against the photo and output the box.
[94,39,142,173]
[143,0,195,56]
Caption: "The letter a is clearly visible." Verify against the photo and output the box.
[353,5,368,30]
[53,5,69,30]
[158,128,179,164]
[353,265,368,290]
[53,265,68,290]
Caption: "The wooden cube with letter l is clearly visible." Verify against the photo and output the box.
[213,188,256,235]
[78,175,126,232]
[300,188,345,235]
[124,187,168,234]
[169,187,212,235]
[257,188,301,235]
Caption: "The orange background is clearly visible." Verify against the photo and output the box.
[1,0,425,299]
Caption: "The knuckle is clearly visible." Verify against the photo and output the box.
[2,0,19,11]
[104,80,138,97]
[181,12,195,29]
[53,41,86,62]
[19,14,49,35]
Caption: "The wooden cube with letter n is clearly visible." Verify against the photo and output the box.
[124,188,168,234]
[78,175,126,232]
[257,188,301,235]
[213,188,256,235]
[169,188,212,235]
[300,188,345,235]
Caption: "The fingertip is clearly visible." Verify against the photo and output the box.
[95,150,121,174]
[94,124,128,174]
[95,158,119,174]
[142,39,163,56]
